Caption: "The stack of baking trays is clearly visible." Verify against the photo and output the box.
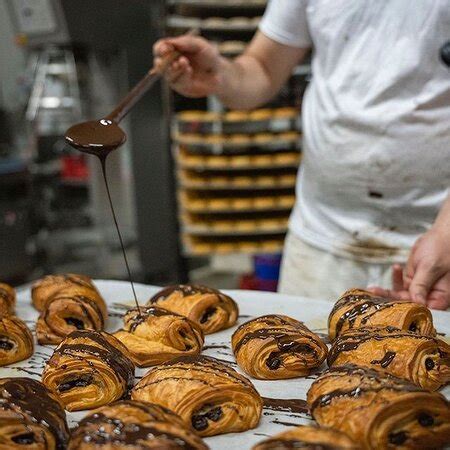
[174,107,301,255]
[167,0,308,256]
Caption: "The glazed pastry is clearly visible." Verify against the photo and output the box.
[328,288,436,340]
[147,284,238,334]
[0,315,33,366]
[307,365,450,449]
[42,330,134,411]
[0,377,69,449]
[114,306,204,367]
[32,273,100,311]
[328,326,450,391]
[68,400,209,449]
[232,315,327,379]
[132,355,262,437]
[0,282,15,316]
[36,288,107,345]
[252,425,357,450]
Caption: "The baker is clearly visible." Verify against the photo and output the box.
[154,0,450,310]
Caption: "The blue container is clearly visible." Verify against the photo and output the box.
[254,254,282,281]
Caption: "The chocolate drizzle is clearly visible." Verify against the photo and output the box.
[43,294,105,329]
[371,351,396,368]
[126,306,179,332]
[149,284,235,313]
[331,292,395,337]
[55,330,134,388]
[310,365,422,414]
[327,327,437,366]
[135,355,257,393]
[233,315,323,371]
[0,378,69,450]
[75,411,197,449]
[258,438,338,449]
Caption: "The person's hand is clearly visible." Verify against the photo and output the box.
[368,228,450,310]
[403,228,450,309]
[153,35,222,98]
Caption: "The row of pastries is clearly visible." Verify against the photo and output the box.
[0,276,449,448]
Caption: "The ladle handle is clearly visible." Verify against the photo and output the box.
[107,29,199,123]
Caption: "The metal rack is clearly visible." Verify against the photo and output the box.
[166,0,310,256]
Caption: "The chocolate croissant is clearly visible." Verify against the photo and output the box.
[231,315,327,379]
[68,400,209,449]
[114,306,204,367]
[147,284,238,334]
[307,365,450,449]
[328,326,450,391]
[32,273,100,311]
[328,288,436,341]
[42,329,135,411]
[132,355,263,437]
[0,315,33,366]
[252,425,358,450]
[0,377,69,449]
[0,282,15,316]
[36,289,107,345]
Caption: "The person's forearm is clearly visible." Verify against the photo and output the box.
[215,55,278,109]
[433,193,450,233]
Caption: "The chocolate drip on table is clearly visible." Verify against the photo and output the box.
[0,378,69,449]
[262,397,309,415]
[76,412,196,449]
[55,330,134,388]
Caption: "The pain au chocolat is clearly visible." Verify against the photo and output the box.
[33,274,107,345]
[328,288,436,341]
[231,315,327,379]
[68,400,209,449]
[114,306,204,367]
[36,290,107,345]
[42,330,134,411]
[0,282,15,316]
[328,326,450,391]
[0,377,69,449]
[252,425,358,450]
[307,365,450,449]
[132,355,262,437]
[32,273,100,310]
[0,315,33,366]
[147,284,238,334]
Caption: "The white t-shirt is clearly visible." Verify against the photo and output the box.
[260,0,450,263]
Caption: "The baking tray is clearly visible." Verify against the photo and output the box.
[183,224,288,236]
[175,135,301,153]
[4,281,450,449]
[168,0,267,8]
[167,16,260,32]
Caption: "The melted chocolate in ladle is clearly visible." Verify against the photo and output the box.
[65,30,197,314]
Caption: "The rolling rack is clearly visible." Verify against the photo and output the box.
[166,0,311,257]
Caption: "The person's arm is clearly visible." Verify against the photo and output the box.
[369,193,450,310]
[153,31,309,109]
